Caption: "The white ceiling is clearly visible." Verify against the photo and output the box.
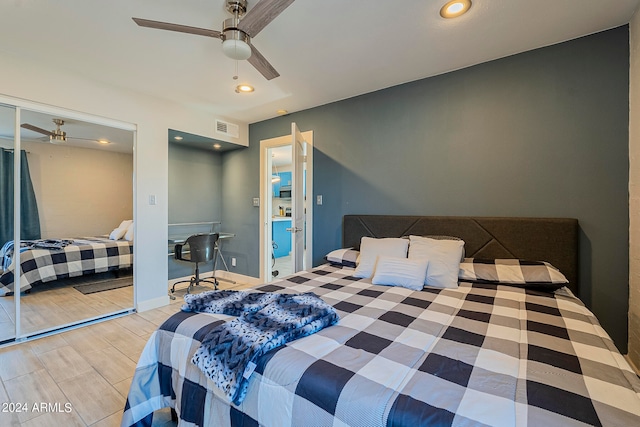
[0,0,638,125]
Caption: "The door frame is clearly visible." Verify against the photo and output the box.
[259,129,313,283]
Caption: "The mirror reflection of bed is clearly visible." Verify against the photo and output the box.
[0,108,134,342]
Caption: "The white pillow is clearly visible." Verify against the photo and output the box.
[371,256,428,291]
[408,235,464,289]
[109,227,127,240]
[353,237,409,278]
[124,222,134,241]
[118,219,133,229]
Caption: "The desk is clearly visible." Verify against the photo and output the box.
[168,232,235,284]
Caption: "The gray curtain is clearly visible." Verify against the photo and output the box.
[0,149,41,245]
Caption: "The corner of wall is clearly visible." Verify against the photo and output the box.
[628,6,640,368]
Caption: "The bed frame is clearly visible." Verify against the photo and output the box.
[343,215,579,294]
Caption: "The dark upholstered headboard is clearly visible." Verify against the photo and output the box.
[343,215,580,294]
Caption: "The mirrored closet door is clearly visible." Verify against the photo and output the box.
[0,104,16,342]
[0,102,135,342]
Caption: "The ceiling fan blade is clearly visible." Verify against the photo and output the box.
[238,0,295,37]
[248,44,280,80]
[132,17,222,38]
[67,137,100,142]
[20,123,54,137]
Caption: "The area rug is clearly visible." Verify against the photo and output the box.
[73,277,133,294]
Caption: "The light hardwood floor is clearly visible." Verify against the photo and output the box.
[0,279,252,427]
[0,271,135,342]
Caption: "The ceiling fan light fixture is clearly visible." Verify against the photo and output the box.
[222,38,252,60]
[49,134,66,143]
[440,0,472,19]
[222,17,252,61]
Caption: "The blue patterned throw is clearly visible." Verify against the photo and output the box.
[187,291,339,405]
[182,290,280,316]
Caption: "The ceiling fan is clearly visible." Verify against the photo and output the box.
[132,0,294,81]
[20,119,102,143]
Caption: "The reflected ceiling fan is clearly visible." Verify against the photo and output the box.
[132,0,294,80]
[20,119,102,143]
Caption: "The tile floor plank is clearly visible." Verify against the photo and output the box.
[57,371,124,426]
[3,369,71,424]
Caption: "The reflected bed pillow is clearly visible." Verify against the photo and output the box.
[371,256,428,291]
[459,258,569,290]
[408,235,464,289]
[354,237,409,279]
[124,222,134,241]
[325,248,359,267]
[109,220,133,241]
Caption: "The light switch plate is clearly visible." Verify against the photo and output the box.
[316,195,323,205]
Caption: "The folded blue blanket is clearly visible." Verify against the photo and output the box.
[182,290,280,316]
[190,292,339,405]
[32,239,73,250]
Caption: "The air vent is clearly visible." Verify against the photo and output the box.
[215,119,239,138]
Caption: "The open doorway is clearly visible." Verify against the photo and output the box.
[270,145,293,278]
[259,125,313,283]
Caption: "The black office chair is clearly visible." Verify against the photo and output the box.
[171,233,219,295]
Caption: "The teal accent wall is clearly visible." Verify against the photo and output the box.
[221,27,630,351]
[168,143,223,279]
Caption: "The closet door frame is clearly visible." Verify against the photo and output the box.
[0,95,137,341]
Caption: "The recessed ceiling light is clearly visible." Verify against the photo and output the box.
[236,84,254,93]
[98,139,110,145]
[174,135,183,141]
[440,0,472,19]
[276,109,288,115]
[213,143,222,149]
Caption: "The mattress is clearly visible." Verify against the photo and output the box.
[122,264,640,427]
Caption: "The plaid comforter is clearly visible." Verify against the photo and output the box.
[0,236,133,295]
[122,264,640,427]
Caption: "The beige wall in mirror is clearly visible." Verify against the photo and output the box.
[24,141,133,237]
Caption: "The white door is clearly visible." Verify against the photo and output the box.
[288,123,306,273]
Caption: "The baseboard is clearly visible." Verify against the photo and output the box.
[136,294,170,312]
[624,354,640,377]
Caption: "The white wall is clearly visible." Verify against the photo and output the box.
[629,7,640,371]
[23,140,133,238]
[0,51,248,311]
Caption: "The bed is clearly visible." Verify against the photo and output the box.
[121,215,640,427]
[0,236,133,296]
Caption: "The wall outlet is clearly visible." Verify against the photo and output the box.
[231,257,237,267]
[252,197,260,207]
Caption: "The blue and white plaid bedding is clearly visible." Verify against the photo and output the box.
[122,264,640,427]
[0,236,133,295]
[186,291,339,405]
